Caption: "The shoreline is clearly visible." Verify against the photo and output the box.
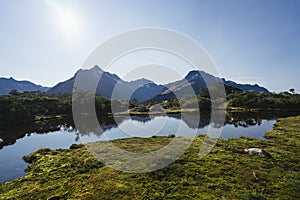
[0,115,299,199]
[113,107,300,116]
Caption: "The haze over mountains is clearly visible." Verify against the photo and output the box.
[1,66,268,101]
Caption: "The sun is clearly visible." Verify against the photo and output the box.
[46,0,83,43]
[57,8,81,39]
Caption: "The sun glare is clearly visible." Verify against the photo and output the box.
[46,0,83,44]
[57,9,81,38]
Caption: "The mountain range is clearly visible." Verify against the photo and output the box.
[0,77,49,95]
[1,66,268,101]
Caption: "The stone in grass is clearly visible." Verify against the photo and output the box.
[244,148,274,159]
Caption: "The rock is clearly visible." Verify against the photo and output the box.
[244,148,274,159]
[253,172,259,180]
[149,104,165,112]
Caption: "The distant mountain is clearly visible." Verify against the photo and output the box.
[150,70,268,102]
[47,66,166,102]
[47,66,268,102]
[162,70,220,96]
[149,70,219,102]
[221,79,268,92]
[0,77,49,95]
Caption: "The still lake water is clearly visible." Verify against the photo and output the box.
[0,112,289,183]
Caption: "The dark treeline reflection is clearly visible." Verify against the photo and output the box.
[0,118,72,150]
[225,111,300,128]
[1,111,299,150]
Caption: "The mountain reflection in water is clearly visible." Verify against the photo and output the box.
[1,111,298,183]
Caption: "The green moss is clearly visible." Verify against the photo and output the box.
[1,116,300,199]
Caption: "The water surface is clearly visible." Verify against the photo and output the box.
[0,111,289,183]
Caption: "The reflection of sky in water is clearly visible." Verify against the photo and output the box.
[91,116,196,141]
[219,120,275,140]
[0,116,276,183]
[197,120,275,140]
[0,130,80,183]
[80,116,275,141]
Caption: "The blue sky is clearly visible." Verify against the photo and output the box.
[0,0,299,92]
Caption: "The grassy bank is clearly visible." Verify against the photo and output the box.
[0,116,300,199]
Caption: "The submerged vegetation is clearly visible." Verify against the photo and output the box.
[0,115,299,199]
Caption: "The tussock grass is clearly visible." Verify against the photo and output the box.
[1,116,300,199]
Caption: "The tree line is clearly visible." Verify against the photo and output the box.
[152,84,300,111]
[0,90,114,125]
[0,86,299,125]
